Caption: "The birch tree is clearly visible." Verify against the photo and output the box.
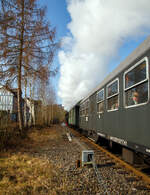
[0,0,58,131]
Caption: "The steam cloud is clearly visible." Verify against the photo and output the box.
[58,0,150,110]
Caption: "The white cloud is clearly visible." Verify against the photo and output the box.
[58,0,150,110]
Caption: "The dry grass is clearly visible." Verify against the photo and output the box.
[0,153,58,194]
[0,126,72,195]
[28,127,62,143]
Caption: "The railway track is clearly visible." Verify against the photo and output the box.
[68,127,150,194]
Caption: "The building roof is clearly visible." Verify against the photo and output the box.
[0,86,18,96]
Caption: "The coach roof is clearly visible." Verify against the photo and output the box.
[81,35,150,103]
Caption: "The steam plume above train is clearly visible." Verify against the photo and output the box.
[58,0,150,110]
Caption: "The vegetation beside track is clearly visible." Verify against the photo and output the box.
[0,126,73,194]
[1,125,150,194]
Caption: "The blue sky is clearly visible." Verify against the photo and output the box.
[39,0,70,38]
[39,0,150,109]
[38,0,70,103]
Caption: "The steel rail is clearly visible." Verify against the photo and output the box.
[88,138,150,186]
[70,128,150,186]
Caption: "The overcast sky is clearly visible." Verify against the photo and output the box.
[40,0,150,110]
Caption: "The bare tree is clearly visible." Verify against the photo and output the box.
[0,0,59,131]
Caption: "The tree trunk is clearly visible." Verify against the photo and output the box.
[29,82,32,126]
[17,0,25,131]
[32,77,36,126]
[24,78,27,127]
[18,77,23,130]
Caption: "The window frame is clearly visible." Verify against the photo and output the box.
[123,56,149,109]
[80,99,89,117]
[80,103,84,117]
[106,78,119,112]
[97,88,104,113]
[85,99,89,116]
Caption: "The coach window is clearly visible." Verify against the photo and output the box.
[80,99,89,116]
[124,57,149,107]
[81,103,84,116]
[107,78,119,111]
[79,106,82,117]
[97,88,104,113]
[80,103,83,116]
[85,99,89,116]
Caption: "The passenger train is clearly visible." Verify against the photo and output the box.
[67,36,150,163]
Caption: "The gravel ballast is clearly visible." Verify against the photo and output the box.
[1,125,150,194]
[31,125,150,195]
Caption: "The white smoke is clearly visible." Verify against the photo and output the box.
[58,0,150,110]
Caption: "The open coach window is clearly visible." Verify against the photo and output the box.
[124,57,149,107]
[97,88,104,113]
[107,78,119,111]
